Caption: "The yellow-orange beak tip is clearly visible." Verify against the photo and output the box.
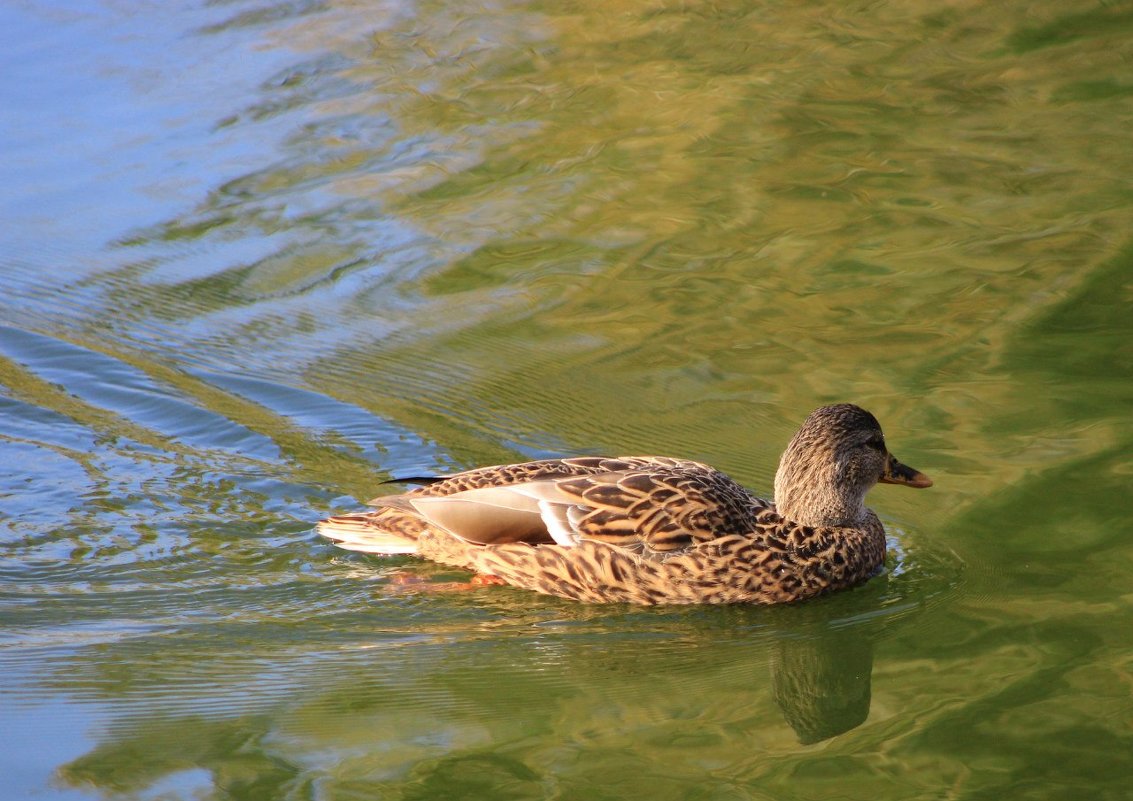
[880,456,933,489]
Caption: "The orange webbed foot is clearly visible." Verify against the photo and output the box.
[470,573,509,587]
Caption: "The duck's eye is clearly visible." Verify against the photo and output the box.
[865,436,885,451]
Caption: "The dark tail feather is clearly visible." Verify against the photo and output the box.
[381,475,446,486]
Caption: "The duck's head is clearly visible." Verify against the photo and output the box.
[773,404,932,528]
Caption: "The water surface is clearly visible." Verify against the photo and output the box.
[2,1,1133,798]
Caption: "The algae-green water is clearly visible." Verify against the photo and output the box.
[3,1,1132,798]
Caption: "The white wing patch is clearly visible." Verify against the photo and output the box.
[408,481,590,547]
[539,500,581,546]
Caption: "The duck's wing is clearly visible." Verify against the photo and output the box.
[323,457,707,556]
[371,456,709,502]
[408,461,769,555]
[544,465,769,552]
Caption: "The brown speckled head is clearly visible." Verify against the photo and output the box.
[773,404,929,528]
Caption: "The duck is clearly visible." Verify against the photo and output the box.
[317,403,932,605]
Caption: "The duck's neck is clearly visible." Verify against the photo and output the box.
[773,460,870,529]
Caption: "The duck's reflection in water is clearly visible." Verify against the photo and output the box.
[770,624,874,744]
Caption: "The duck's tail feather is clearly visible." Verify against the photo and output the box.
[317,514,419,555]
[380,475,446,486]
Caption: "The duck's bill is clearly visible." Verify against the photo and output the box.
[880,455,933,488]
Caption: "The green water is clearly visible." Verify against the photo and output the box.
[2,0,1132,798]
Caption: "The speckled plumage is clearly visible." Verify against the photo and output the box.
[318,404,931,605]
